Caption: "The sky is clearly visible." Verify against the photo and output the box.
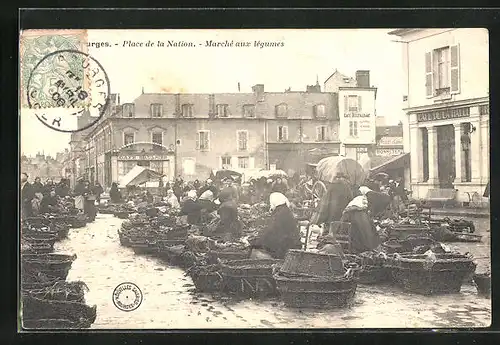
[20,29,404,157]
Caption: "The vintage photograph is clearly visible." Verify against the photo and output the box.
[19,28,490,329]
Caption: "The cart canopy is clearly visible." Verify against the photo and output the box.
[119,165,163,188]
[316,156,367,185]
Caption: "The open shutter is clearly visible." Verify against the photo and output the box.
[283,126,288,141]
[358,96,362,112]
[316,126,321,141]
[206,131,211,151]
[425,51,434,97]
[249,157,255,169]
[276,126,280,141]
[344,95,348,113]
[195,132,200,150]
[450,44,460,94]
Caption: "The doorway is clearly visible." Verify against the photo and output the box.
[437,125,455,188]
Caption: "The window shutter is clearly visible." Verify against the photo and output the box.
[276,126,280,141]
[358,96,362,112]
[206,131,210,150]
[344,95,348,113]
[195,132,200,150]
[249,157,255,169]
[425,51,433,97]
[316,126,320,141]
[283,126,288,141]
[450,44,460,94]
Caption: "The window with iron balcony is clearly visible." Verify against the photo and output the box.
[150,103,163,118]
[152,132,163,151]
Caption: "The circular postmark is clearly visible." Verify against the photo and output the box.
[112,282,143,312]
[26,49,111,133]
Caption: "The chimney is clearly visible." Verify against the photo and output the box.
[355,70,370,88]
[252,84,264,94]
[306,84,321,93]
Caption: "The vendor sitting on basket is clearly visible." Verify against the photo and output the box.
[249,192,302,259]
[340,194,381,254]
[198,190,218,217]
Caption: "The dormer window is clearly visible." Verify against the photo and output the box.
[150,103,163,118]
[314,104,326,118]
[243,104,256,118]
[182,104,193,118]
[216,104,229,117]
[275,103,288,118]
[122,103,135,118]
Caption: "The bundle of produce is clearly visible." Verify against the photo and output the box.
[152,214,177,227]
[185,263,224,292]
[343,251,390,284]
[22,295,97,329]
[385,252,476,295]
[439,218,476,233]
[207,241,251,264]
[221,259,283,298]
[128,213,150,226]
[473,271,491,297]
[23,281,89,303]
[185,235,216,253]
[22,254,77,281]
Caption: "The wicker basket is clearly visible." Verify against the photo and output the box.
[23,285,86,304]
[187,264,224,293]
[386,253,476,295]
[24,244,54,255]
[473,273,491,297]
[220,259,283,298]
[22,295,97,326]
[382,240,408,254]
[21,273,65,291]
[114,211,131,219]
[280,249,344,277]
[207,248,251,264]
[388,225,431,240]
[157,245,185,266]
[167,226,189,240]
[274,272,357,309]
[129,240,158,255]
[22,254,77,280]
[343,254,390,285]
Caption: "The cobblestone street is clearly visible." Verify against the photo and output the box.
[54,214,491,329]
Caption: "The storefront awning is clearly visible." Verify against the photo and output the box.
[370,153,410,176]
[119,165,163,188]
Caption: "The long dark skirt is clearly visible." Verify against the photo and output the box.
[84,200,97,222]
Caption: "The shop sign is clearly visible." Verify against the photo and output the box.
[417,107,470,122]
[376,148,404,156]
[118,154,170,161]
[341,112,375,145]
[378,136,403,146]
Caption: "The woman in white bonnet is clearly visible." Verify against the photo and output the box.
[164,189,180,209]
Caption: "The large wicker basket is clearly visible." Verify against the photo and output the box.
[220,259,283,298]
[207,248,251,264]
[22,295,97,327]
[186,264,224,293]
[280,249,344,277]
[386,253,476,295]
[343,254,390,285]
[274,272,357,309]
[22,254,77,280]
[129,240,158,255]
[388,225,431,240]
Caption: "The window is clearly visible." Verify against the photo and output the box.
[152,132,163,150]
[275,103,288,118]
[150,161,163,174]
[182,104,193,118]
[122,103,135,118]
[238,157,249,169]
[426,45,460,97]
[347,95,360,112]
[123,133,135,146]
[277,126,288,141]
[421,128,429,182]
[314,104,326,118]
[150,103,163,118]
[349,121,358,137]
[118,161,136,176]
[221,156,232,168]
[316,126,328,141]
[237,130,248,151]
[216,104,228,117]
[196,130,210,151]
[243,104,256,118]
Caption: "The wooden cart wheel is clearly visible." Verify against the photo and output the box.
[312,181,327,201]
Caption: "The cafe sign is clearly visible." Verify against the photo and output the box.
[119,154,170,161]
[417,107,470,122]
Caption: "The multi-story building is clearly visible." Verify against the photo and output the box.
[389,28,489,201]
[76,70,379,187]
[324,70,378,162]
[20,151,69,182]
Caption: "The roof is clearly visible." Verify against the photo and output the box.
[324,69,356,85]
[119,165,163,187]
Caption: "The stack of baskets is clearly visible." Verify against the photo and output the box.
[344,252,390,285]
[21,253,97,329]
[385,253,476,295]
[273,249,357,309]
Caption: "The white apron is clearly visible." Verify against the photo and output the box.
[75,195,85,210]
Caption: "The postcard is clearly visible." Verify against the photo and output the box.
[19,28,490,330]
